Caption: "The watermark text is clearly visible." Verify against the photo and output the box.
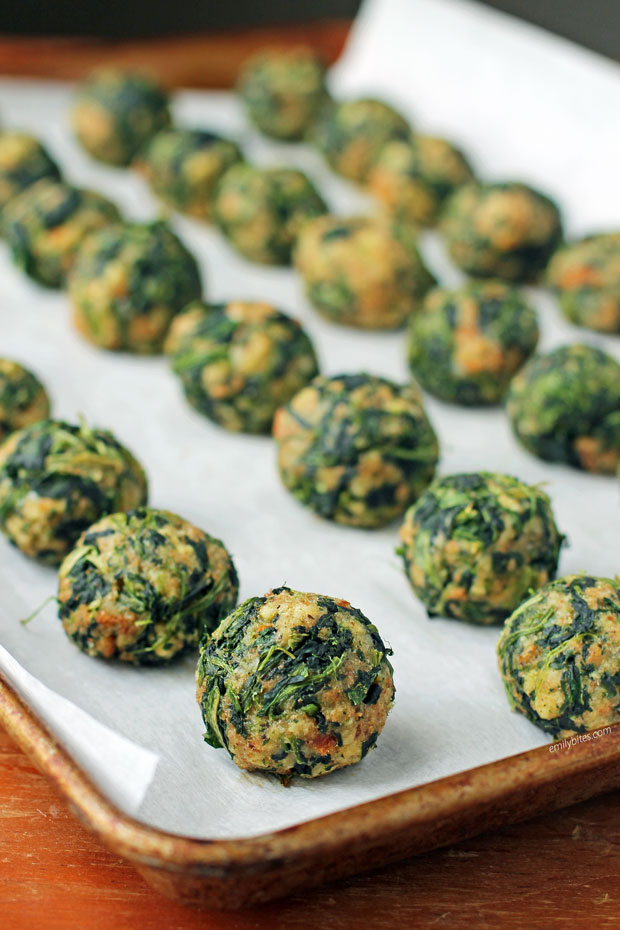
[549,727,612,752]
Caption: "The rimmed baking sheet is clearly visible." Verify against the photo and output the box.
[1,0,619,842]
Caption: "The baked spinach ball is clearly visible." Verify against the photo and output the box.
[407,280,539,405]
[311,98,411,184]
[368,135,474,227]
[294,214,436,329]
[440,181,562,282]
[58,507,238,664]
[136,128,243,221]
[237,47,329,141]
[212,163,326,265]
[497,574,620,737]
[547,233,620,334]
[3,178,121,288]
[196,586,394,779]
[0,359,50,443]
[69,220,202,354]
[399,472,563,625]
[71,68,171,166]
[273,373,439,528]
[166,300,319,433]
[0,418,147,564]
[506,344,620,474]
[0,131,61,216]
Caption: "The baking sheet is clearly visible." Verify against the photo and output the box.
[1,0,619,840]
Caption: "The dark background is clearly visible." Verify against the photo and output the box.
[0,0,619,60]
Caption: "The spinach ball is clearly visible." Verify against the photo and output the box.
[368,135,474,227]
[237,47,330,141]
[311,98,411,184]
[71,68,171,166]
[399,472,564,625]
[0,359,50,443]
[68,220,202,354]
[166,300,319,433]
[506,344,620,474]
[0,418,147,564]
[136,128,243,221]
[547,232,620,334]
[407,280,539,405]
[273,373,439,529]
[0,131,60,216]
[294,215,436,329]
[58,507,239,664]
[3,178,120,288]
[440,181,562,282]
[212,163,326,265]
[497,574,620,738]
[196,586,394,779]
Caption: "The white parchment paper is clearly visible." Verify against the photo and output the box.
[0,0,619,839]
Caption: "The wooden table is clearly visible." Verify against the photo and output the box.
[3,725,620,928]
[3,20,620,928]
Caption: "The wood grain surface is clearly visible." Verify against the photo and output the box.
[0,20,351,88]
[2,724,620,929]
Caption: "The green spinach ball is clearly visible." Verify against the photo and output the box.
[407,280,539,405]
[212,163,327,265]
[440,181,562,282]
[273,373,439,529]
[399,472,564,625]
[3,178,120,288]
[196,586,394,779]
[136,128,243,221]
[311,98,411,184]
[71,68,171,166]
[0,359,50,443]
[506,344,620,474]
[68,220,202,354]
[0,419,147,564]
[294,214,436,329]
[547,232,620,334]
[166,300,319,433]
[0,131,61,216]
[58,507,238,664]
[237,47,330,141]
[497,574,620,738]
[368,135,474,227]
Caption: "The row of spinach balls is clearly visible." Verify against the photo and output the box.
[0,51,619,778]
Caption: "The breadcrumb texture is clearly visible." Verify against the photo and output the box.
[498,574,620,738]
[71,68,171,166]
[294,214,435,329]
[4,178,120,287]
[311,98,411,184]
[440,181,562,282]
[273,373,439,529]
[0,131,60,214]
[547,232,620,334]
[237,47,329,141]
[0,418,147,564]
[166,300,319,433]
[58,507,238,664]
[399,472,564,625]
[407,280,539,405]
[0,359,50,443]
[506,343,620,474]
[69,220,202,354]
[136,128,243,220]
[212,163,326,265]
[368,135,474,226]
[196,586,394,778]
